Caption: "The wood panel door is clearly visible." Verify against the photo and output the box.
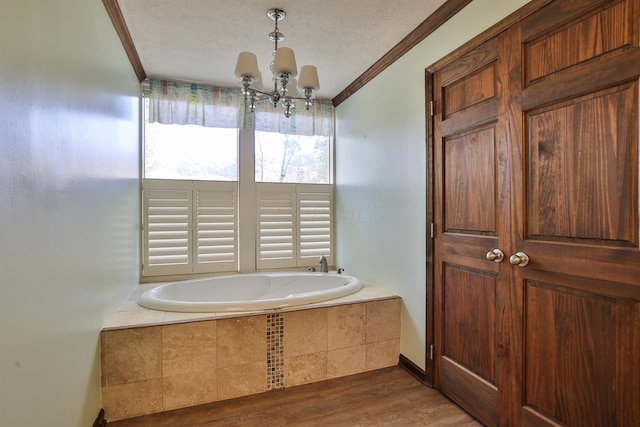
[433,38,505,427]
[510,1,640,425]
[433,0,640,425]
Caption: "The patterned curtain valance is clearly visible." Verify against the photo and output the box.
[148,79,242,129]
[252,98,334,137]
[148,79,334,137]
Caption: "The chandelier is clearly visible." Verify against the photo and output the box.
[234,8,320,118]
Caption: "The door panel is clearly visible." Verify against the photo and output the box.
[523,0,634,85]
[443,266,496,382]
[440,264,499,426]
[526,84,638,245]
[523,279,640,426]
[444,64,497,118]
[444,127,497,233]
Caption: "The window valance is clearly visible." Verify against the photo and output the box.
[148,79,333,137]
[148,80,242,129]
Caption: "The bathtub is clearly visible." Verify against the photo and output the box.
[138,272,363,312]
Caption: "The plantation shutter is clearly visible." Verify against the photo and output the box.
[143,180,192,276]
[298,184,333,265]
[143,179,238,276]
[256,183,333,270]
[256,183,295,269]
[143,179,331,276]
[193,181,238,273]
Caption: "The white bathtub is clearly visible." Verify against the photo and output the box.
[138,272,363,312]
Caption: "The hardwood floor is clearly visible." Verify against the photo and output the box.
[107,367,481,426]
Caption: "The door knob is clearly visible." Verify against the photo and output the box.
[509,252,529,267]
[486,248,505,263]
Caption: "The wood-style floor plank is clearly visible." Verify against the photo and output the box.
[107,367,481,426]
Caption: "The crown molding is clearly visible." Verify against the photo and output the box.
[332,0,472,107]
[103,0,146,82]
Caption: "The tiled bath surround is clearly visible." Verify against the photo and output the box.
[100,285,401,421]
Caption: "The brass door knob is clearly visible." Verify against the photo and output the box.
[486,249,505,263]
[509,252,530,267]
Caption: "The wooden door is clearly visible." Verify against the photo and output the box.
[433,0,640,425]
[433,38,505,427]
[508,1,640,425]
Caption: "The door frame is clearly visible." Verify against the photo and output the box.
[425,70,435,387]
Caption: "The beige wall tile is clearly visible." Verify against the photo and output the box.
[100,299,403,420]
[162,369,217,411]
[285,351,327,387]
[366,299,401,343]
[103,326,162,386]
[366,339,400,371]
[284,308,328,358]
[217,315,266,368]
[162,320,216,376]
[327,303,366,350]
[102,379,162,421]
[327,345,366,379]
[217,362,267,401]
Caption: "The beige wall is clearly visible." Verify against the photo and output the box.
[0,1,140,426]
[335,0,532,369]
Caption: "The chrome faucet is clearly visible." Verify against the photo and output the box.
[319,255,328,273]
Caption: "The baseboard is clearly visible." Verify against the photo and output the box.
[93,408,106,427]
[398,354,428,384]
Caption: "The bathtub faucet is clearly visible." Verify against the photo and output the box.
[319,255,328,273]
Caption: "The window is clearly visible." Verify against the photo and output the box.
[255,131,330,184]
[141,80,334,278]
[144,98,238,181]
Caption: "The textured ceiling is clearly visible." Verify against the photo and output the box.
[117,0,449,99]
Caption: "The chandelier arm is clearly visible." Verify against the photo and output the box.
[284,96,314,101]
[245,86,315,101]
[248,88,274,98]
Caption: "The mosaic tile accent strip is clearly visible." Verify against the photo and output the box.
[266,313,284,390]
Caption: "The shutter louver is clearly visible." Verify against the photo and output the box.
[298,185,332,260]
[194,182,237,272]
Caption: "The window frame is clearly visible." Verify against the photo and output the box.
[140,93,334,281]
